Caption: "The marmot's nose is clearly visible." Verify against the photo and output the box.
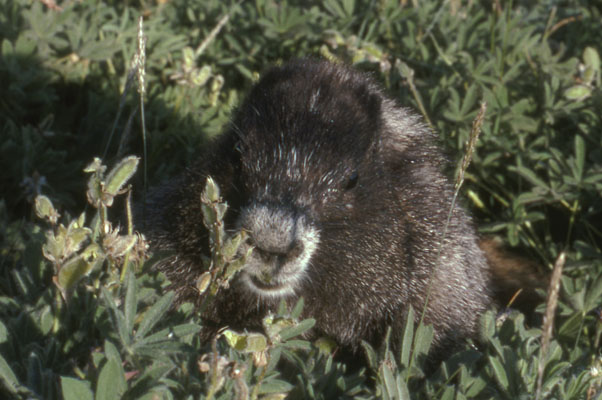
[252,240,304,266]
[239,203,299,254]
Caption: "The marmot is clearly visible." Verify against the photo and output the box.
[143,59,493,355]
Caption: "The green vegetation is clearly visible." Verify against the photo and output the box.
[1,0,601,398]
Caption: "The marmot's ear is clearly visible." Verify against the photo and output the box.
[377,100,433,169]
[356,84,383,125]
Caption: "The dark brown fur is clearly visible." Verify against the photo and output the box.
[143,59,493,354]
[480,237,548,311]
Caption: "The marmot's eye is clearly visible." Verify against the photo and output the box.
[344,171,359,191]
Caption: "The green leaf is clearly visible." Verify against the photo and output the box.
[360,340,378,370]
[516,191,546,205]
[583,46,600,73]
[102,287,130,347]
[81,243,103,261]
[1,39,13,57]
[124,268,137,334]
[34,195,59,223]
[39,304,54,335]
[61,377,93,400]
[57,255,92,292]
[244,332,269,352]
[191,65,212,86]
[256,379,294,395]
[133,342,189,359]
[84,158,106,174]
[263,313,295,339]
[396,60,414,79]
[223,330,268,352]
[564,85,591,101]
[573,135,585,181]
[201,203,217,226]
[43,228,65,264]
[509,166,549,190]
[136,390,174,400]
[66,225,92,254]
[134,323,202,348]
[291,297,304,319]
[278,318,316,341]
[489,356,509,391]
[314,336,337,355]
[280,339,311,350]
[0,353,20,394]
[201,176,220,203]
[134,291,175,341]
[0,321,7,343]
[77,211,86,228]
[221,230,245,260]
[80,39,120,61]
[26,352,42,394]
[104,340,121,363]
[413,321,434,357]
[224,249,252,277]
[584,273,602,313]
[215,203,228,222]
[86,175,103,208]
[104,156,140,197]
[397,374,411,400]
[460,84,478,119]
[96,358,126,400]
[381,362,397,398]
[400,306,415,366]
[195,272,211,295]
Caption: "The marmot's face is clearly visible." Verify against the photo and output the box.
[228,64,381,298]
[231,117,366,299]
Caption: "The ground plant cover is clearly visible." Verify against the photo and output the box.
[0,0,601,398]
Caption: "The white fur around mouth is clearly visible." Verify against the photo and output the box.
[240,271,301,297]
[237,225,319,298]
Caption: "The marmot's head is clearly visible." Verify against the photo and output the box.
[224,60,397,298]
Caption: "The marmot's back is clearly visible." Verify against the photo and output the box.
[144,59,492,353]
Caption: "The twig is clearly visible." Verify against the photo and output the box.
[535,251,566,400]
[195,11,232,58]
